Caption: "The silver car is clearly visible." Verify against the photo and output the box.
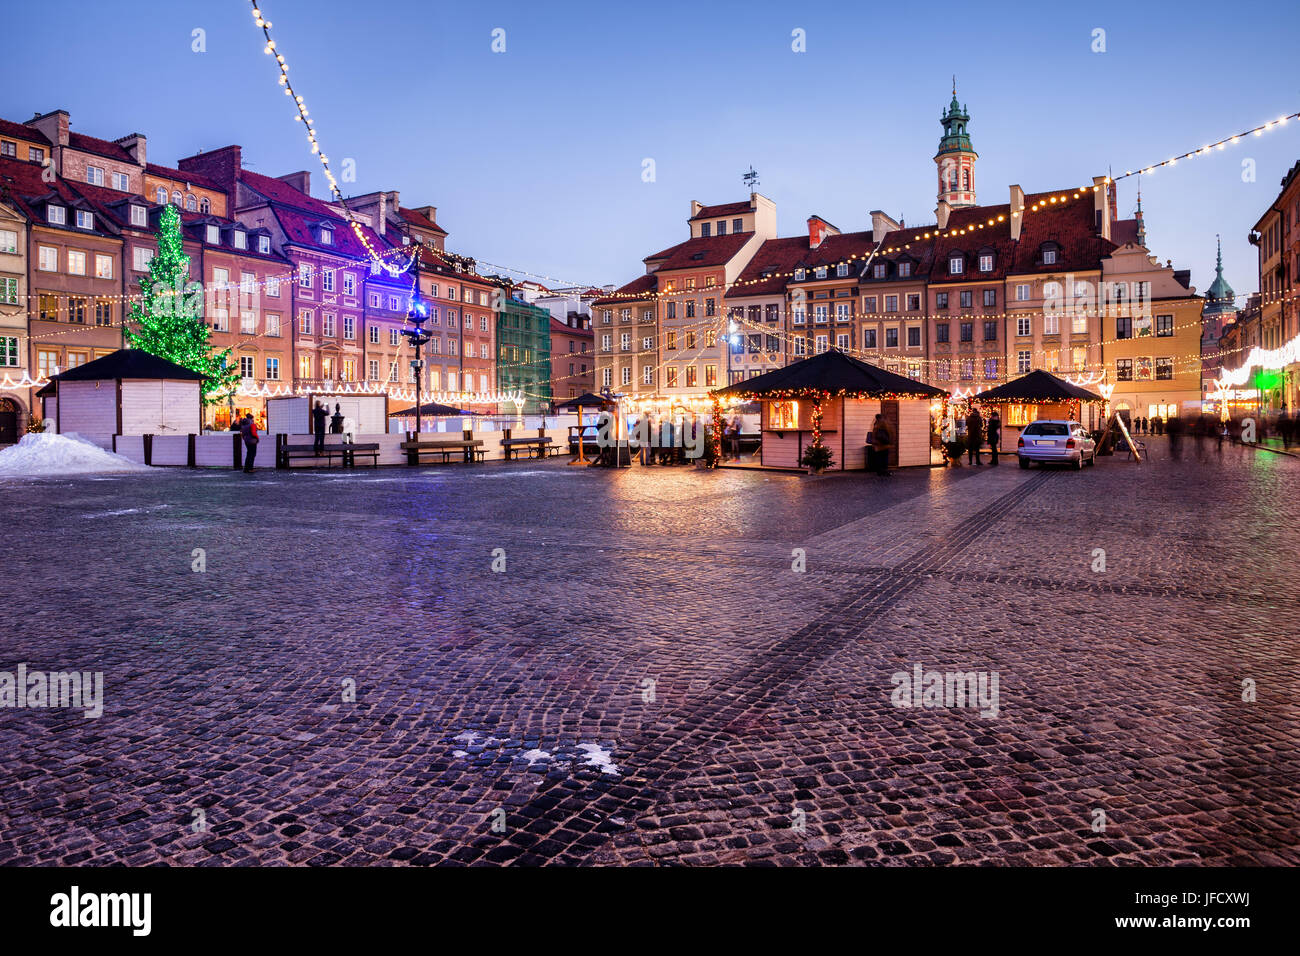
[1017,420,1096,469]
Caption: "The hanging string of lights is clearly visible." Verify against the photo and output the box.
[1115,109,1299,180]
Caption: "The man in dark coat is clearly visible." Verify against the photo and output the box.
[871,414,893,477]
[965,407,984,466]
[986,410,1002,466]
[312,401,327,454]
[239,413,260,473]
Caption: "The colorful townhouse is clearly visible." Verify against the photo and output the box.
[592,274,657,396]
[491,281,552,413]
[0,173,29,442]
[548,311,593,401]
[857,211,934,380]
[725,236,806,381]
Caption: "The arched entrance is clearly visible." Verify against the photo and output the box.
[0,397,22,444]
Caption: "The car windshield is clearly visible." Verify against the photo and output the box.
[1024,423,1069,436]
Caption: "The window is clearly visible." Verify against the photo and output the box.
[792,306,805,325]
[368,325,380,345]
[0,141,12,158]
[664,366,677,387]
[86,166,105,186]
[265,357,280,380]
[1015,283,1030,301]
[885,328,898,349]
[884,295,899,313]
[38,246,59,272]
[323,314,336,337]
[815,305,829,323]
[666,331,677,350]
[834,262,848,278]
[935,359,950,381]
[984,321,998,341]
[814,266,827,280]
[984,358,999,380]
[1116,358,1133,381]
[185,195,197,212]
[733,219,743,233]
[898,261,912,277]
[234,231,247,250]
[240,271,256,295]
[685,300,696,318]
[38,295,58,321]
[0,335,17,366]
[960,322,973,342]
[1155,357,1173,380]
[906,294,920,311]
[239,355,255,378]
[978,254,993,272]
[620,333,630,351]
[298,309,312,335]
[1016,315,1031,337]
[67,251,86,275]
[266,314,281,337]
[1116,316,1131,339]
[907,326,921,348]
[321,227,333,245]
[29,147,44,163]
[322,269,335,293]
[464,314,473,330]
[1156,314,1173,337]
[936,323,949,343]
[1071,311,1088,335]
[343,316,355,339]
[259,235,271,254]
[211,309,228,331]
[1017,350,1031,373]
[837,333,850,350]
[0,278,16,305]
[128,204,147,227]
[949,255,964,274]
[863,329,877,348]
[266,277,279,297]
[299,355,312,379]
[643,366,654,386]
[794,268,805,281]
[983,289,996,307]
[685,366,697,387]
[873,262,887,279]
[205,225,218,244]
[75,210,93,230]
[1071,346,1087,370]
[1044,313,1060,335]
[793,337,806,357]
[770,401,799,429]
[960,291,973,308]
[836,303,851,321]
[960,359,974,380]
[700,222,710,237]
[716,221,727,236]
[67,298,87,324]
[47,205,66,225]
[686,331,697,349]
[390,329,400,346]
[1043,247,1057,265]
[601,334,612,352]
[200,198,211,214]
[480,315,489,332]
[155,187,168,204]
[299,263,312,288]
[936,292,948,310]
[172,191,181,206]
[240,312,256,334]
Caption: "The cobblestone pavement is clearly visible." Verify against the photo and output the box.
[1,438,1298,866]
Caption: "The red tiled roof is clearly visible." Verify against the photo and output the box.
[0,118,50,145]
[1010,190,1114,275]
[690,200,751,221]
[1110,218,1139,246]
[398,205,447,235]
[146,162,222,191]
[929,203,1018,283]
[550,315,592,336]
[239,168,397,259]
[0,156,93,222]
[593,274,656,306]
[648,232,753,272]
[68,131,137,165]
[726,236,811,298]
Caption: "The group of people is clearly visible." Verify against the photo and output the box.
[939,407,1002,467]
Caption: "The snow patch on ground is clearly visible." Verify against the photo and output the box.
[447,730,621,777]
[0,433,151,477]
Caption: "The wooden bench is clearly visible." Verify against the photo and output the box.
[279,442,380,468]
[501,436,557,460]
[400,439,485,465]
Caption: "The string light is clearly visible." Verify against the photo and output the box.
[1116,108,1300,180]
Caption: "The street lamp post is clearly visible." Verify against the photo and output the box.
[400,290,431,435]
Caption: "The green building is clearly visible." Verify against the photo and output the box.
[495,289,552,414]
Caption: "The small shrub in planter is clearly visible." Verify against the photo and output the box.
[800,443,833,473]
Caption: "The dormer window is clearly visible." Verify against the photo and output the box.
[130,204,146,227]
[873,262,887,279]
[978,252,994,272]
[156,187,168,204]
[206,225,220,244]
[716,221,726,236]
[47,205,66,225]
[898,261,912,277]
[258,235,271,254]
[794,268,806,281]
[815,266,827,279]
[320,227,333,245]
[234,230,247,250]
[836,263,848,277]
[75,210,93,229]
[700,222,711,237]
[1043,248,1057,265]
[949,254,965,275]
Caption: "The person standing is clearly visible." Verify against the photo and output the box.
[239,413,260,473]
[871,414,893,477]
[965,407,984,466]
[986,410,1002,466]
[312,401,327,455]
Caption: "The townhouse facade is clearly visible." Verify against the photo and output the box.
[592,274,657,396]
[491,284,552,413]
[1245,160,1299,410]
[548,312,592,400]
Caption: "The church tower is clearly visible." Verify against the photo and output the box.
[935,80,978,208]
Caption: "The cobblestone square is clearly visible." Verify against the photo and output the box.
[2,442,1298,866]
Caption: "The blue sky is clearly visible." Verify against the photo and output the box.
[3,0,1297,301]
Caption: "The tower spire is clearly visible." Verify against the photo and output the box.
[935,84,977,208]
[1134,175,1146,247]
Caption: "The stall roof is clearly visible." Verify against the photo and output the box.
[555,392,616,409]
[972,369,1104,404]
[714,349,946,399]
[53,349,204,382]
[388,401,467,417]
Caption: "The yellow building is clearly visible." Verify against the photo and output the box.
[1100,242,1203,423]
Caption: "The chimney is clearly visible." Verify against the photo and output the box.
[690,200,702,219]
[806,215,839,250]
[1008,185,1025,241]
[277,170,311,196]
[870,210,901,243]
[26,110,69,148]
[115,133,147,167]
[1093,176,1111,241]
[935,199,952,230]
[178,145,241,191]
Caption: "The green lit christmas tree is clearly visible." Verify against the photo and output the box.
[125,204,238,405]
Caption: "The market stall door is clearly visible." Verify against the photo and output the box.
[0,399,17,444]
[883,400,900,466]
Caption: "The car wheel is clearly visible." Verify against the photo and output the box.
[1087,451,1096,467]
[1019,457,1029,469]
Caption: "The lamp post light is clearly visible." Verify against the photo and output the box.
[400,290,431,435]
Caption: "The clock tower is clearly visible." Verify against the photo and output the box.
[935,80,978,208]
